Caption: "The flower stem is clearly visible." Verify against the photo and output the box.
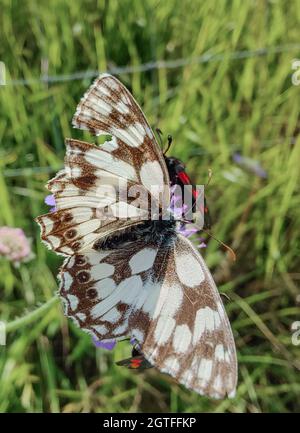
[6,295,60,333]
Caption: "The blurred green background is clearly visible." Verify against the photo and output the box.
[0,0,300,413]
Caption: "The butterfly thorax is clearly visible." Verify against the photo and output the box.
[96,156,198,251]
[94,219,177,251]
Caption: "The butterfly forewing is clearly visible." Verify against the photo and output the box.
[72,74,170,206]
[36,74,172,255]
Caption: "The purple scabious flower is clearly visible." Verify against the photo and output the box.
[130,337,141,350]
[45,194,57,212]
[232,153,267,179]
[92,337,116,350]
[197,237,207,248]
[178,224,198,238]
[168,185,188,220]
[92,336,141,351]
[0,226,33,265]
[169,185,201,239]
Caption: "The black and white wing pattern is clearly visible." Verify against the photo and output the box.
[37,73,237,399]
[72,73,170,205]
[137,235,237,399]
[36,74,170,255]
[59,240,164,342]
[60,234,237,399]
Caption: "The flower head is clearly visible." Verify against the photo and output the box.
[197,237,207,248]
[92,337,116,350]
[169,185,201,239]
[168,185,187,220]
[178,224,198,238]
[232,153,267,179]
[0,226,33,265]
[130,337,141,350]
[45,194,56,212]
[92,336,142,351]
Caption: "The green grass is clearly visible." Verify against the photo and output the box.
[0,0,300,413]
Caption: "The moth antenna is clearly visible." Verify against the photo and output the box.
[164,134,173,155]
[202,229,236,261]
[155,128,164,149]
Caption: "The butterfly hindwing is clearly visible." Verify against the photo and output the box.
[135,234,237,399]
[60,234,237,398]
[59,240,168,342]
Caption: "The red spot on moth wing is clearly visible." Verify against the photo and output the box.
[130,358,143,368]
[177,171,192,185]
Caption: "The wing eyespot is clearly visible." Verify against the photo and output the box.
[65,229,77,239]
[75,255,87,266]
[61,213,73,223]
[86,288,98,299]
[71,241,81,250]
[76,270,91,283]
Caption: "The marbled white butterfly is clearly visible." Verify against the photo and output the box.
[36,74,237,399]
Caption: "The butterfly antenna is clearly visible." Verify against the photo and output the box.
[202,229,236,261]
[156,128,164,149]
[164,134,173,155]
[178,219,236,261]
